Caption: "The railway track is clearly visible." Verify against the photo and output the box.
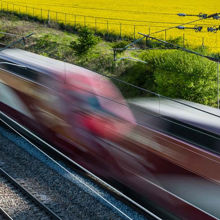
[0,111,164,220]
[0,121,133,220]
[0,167,61,220]
[0,207,13,220]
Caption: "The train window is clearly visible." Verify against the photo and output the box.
[0,61,38,81]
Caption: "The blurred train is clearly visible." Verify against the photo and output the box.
[129,97,220,153]
[1,48,220,220]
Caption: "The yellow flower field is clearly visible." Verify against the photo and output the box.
[1,0,220,51]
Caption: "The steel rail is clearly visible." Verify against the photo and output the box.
[0,167,62,220]
[0,207,13,220]
[1,111,218,219]
[0,111,163,220]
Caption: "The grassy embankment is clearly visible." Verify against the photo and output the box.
[0,11,219,107]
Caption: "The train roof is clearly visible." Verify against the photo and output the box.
[0,48,96,78]
[0,48,135,124]
[129,97,220,135]
[129,97,220,117]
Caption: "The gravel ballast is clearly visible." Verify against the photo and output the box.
[0,128,127,220]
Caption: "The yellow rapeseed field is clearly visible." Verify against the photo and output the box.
[1,0,220,50]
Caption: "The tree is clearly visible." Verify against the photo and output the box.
[148,50,217,106]
[70,26,99,55]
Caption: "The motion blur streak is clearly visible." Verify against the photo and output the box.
[1,48,220,220]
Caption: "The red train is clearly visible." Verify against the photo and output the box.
[1,48,220,220]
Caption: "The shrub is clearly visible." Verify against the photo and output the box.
[70,26,99,55]
[116,62,154,98]
[141,50,217,106]
[34,34,54,49]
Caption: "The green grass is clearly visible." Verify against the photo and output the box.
[0,11,219,107]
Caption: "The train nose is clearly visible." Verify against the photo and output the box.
[80,113,134,140]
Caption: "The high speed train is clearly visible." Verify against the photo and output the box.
[1,48,220,220]
[129,97,220,154]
